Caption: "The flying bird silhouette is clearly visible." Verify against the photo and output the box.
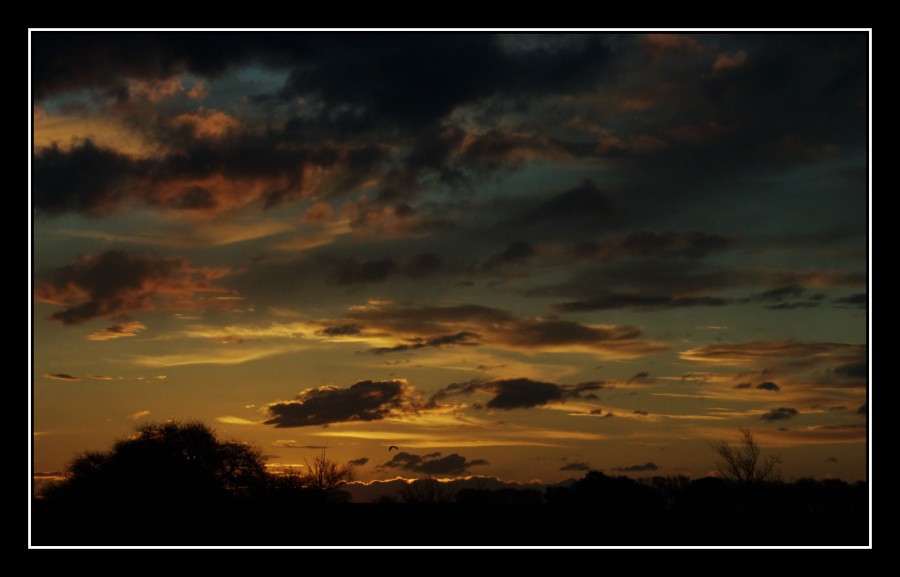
[388,445,399,451]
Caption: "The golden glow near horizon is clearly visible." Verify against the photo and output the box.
[32,32,868,490]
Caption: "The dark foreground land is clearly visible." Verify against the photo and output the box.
[32,480,868,546]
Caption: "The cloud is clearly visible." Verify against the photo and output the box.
[644,33,703,54]
[827,457,839,463]
[834,293,867,308]
[404,252,443,278]
[713,50,747,72]
[835,362,867,379]
[484,240,535,270]
[432,378,606,410]
[526,179,614,226]
[318,324,363,337]
[568,231,737,261]
[680,339,864,369]
[215,416,259,425]
[612,462,659,472]
[626,371,653,384]
[310,302,667,359]
[44,373,80,381]
[34,250,236,325]
[560,461,591,472]
[368,332,480,355]
[263,380,425,427]
[734,383,752,389]
[552,293,730,312]
[760,407,799,422]
[128,410,151,420]
[857,404,867,415]
[348,457,369,467]
[755,381,781,392]
[331,257,397,285]
[379,451,489,476]
[32,34,865,229]
[33,140,137,216]
[328,252,446,285]
[88,320,147,341]
[272,440,327,449]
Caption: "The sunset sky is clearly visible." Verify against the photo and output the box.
[31,31,869,490]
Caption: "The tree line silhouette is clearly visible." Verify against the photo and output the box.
[32,421,868,546]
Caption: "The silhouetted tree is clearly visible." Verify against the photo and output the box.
[301,449,354,501]
[43,420,269,505]
[710,428,781,484]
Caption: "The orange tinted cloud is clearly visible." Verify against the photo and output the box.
[44,373,80,381]
[337,302,669,359]
[35,250,237,325]
[170,108,240,139]
[713,50,747,72]
[644,34,703,54]
[88,320,147,341]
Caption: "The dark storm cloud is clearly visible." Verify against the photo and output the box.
[380,451,489,476]
[368,332,480,355]
[263,380,422,427]
[755,381,781,392]
[348,458,369,467]
[560,461,591,472]
[33,33,867,228]
[34,250,234,325]
[33,140,136,216]
[760,407,799,422]
[636,34,866,175]
[34,130,387,217]
[612,462,659,472]
[431,378,606,410]
[278,34,615,127]
[32,32,307,100]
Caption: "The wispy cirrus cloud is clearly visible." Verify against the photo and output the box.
[88,320,147,341]
[680,339,867,388]
[172,301,668,359]
[44,373,80,381]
